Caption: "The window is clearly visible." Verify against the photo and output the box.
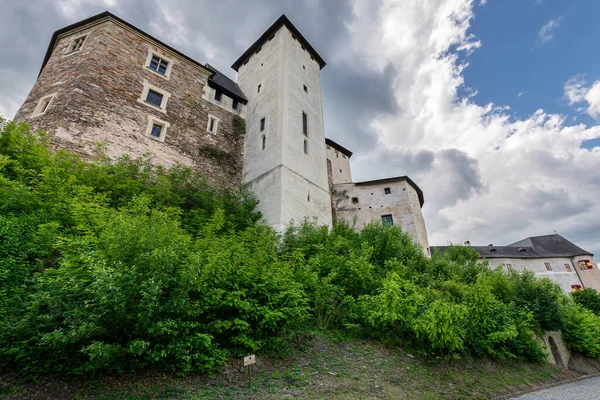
[260,117,265,131]
[506,263,514,272]
[214,91,222,102]
[302,112,308,136]
[303,139,308,155]
[381,215,394,226]
[146,90,163,107]
[257,84,261,93]
[544,262,553,271]
[261,135,266,150]
[144,116,170,142]
[335,149,339,158]
[31,93,57,117]
[351,197,359,204]
[232,99,239,110]
[138,80,170,112]
[144,49,174,79]
[564,263,573,272]
[149,55,168,75]
[207,115,219,134]
[65,34,87,54]
[579,260,593,270]
[303,85,308,93]
[571,285,583,291]
[384,188,391,195]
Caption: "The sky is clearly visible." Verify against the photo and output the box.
[1,0,600,254]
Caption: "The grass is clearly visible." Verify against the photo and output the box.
[0,332,577,399]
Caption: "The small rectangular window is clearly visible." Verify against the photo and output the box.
[31,93,57,117]
[257,84,261,93]
[145,116,169,142]
[572,284,582,291]
[151,124,162,138]
[66,35,87,54]
[146,90,163,107]
[544,262,552,271]
[262,135,266,150]
[302,112,308,136]
[303,139,308,154]
[579,260,593,270]
[565,263,573,272]
[351,197,359,204]
[207,114,219,134]
[260,117,265,131]
[381,215,394,226]
[384,188,391,195]
[149,55,169,75]
[303,85,308,93]
[232,99,239,110]
[214,91,222,102]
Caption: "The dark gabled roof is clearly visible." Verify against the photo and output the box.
[325,138,353,158]
[510,234,593,257]
[231,14,326,71]
[432,234,593,259]
[354,176,424,207]
[38,11,248,104]
[205,64,247,104]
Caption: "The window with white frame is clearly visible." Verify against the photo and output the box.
[143,48,174,80]
[31,93,57,117]
[145,116,170,142]
[137,80,170,113]
[65,33,88,55]
[207,114,219,134]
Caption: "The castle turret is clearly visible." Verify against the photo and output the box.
[233,15,332,230]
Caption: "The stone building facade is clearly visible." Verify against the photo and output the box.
[15,11,430,251]
[325,139,430,253]
[14,12,247,188]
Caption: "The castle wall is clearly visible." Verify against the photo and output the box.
[571,255,600,291]
[14,18,245,188]
[333,180,430,253]
[326,143,352,184]
[484,257,583,293]
[237,24,332,229]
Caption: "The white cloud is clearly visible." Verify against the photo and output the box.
[564,76,600,119]
[538,18,562,45]
[341,0,600,252]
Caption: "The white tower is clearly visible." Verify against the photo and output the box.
[232,15,332,230]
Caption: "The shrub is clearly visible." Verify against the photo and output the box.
[572,288,600,317]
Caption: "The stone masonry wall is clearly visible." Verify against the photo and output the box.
[14,18,244,188]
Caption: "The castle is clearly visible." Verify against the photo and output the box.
[14,12,431,254]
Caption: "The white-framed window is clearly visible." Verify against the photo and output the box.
[137,80,170,113]
[144,115,170,142]
[144,48,174,79]
[31,93,57,118]
[207,114,219,134]
[64,33,88,56]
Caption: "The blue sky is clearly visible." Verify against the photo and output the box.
[463,0,600,145]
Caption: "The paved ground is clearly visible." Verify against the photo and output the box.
[513,376,600,399]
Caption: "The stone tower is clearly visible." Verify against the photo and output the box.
[232,15,332,231]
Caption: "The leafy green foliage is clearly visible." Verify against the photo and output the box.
[1,121,599,378]
[572,288,600,317]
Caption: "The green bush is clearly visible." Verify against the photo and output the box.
[572,288,600,317]
[0,121,594,377]
[562,300,600,358]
